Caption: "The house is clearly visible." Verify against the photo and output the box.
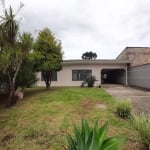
[36,47,150,89]
[117,47,150,89]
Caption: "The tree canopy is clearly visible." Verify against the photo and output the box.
[33,28,63,88]
[81,51,97,60]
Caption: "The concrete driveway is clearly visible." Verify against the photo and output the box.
[103,85,150,115]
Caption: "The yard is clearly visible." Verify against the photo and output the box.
[0,87,139,150]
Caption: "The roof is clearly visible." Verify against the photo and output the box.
[116,47,150,59]
[62,59,130,65]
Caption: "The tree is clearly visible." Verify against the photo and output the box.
[16,58,37,89]
[0,33,33,106]
[81,51,97,60]
[33,28,63,89]
[15,33,35,90]
[0,2,33,107]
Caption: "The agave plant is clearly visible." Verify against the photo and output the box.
[81,76,97,87]
[67,119,124,150]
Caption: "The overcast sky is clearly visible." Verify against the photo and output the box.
[1,0,150,59]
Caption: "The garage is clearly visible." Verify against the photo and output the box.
[101,69,126,85]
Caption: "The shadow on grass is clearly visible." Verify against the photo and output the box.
[0,93,8,106]
[24,88,49,97]
[0,87,58,107]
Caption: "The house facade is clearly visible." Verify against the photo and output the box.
[36,47,150,89]
[36,60,129,87]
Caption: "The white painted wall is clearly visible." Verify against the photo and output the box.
[36,63,127,87]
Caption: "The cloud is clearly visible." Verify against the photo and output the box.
[1,0,150,59]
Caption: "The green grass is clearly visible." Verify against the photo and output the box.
[0,87,138,150]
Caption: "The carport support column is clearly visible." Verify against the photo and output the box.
[125,67,128,86]
[99,69,101,86]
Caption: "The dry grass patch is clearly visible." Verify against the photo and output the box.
[79,99,107,110]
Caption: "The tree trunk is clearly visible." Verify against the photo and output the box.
[6,88,15,107]
[46,80,50,89]
[49,71,52,87]
[42,71,51,89]
[142,143,149,150]
[6,62,21,107]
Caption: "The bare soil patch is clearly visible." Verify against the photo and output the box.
[79,99,107,110]
[95,104,107,109]
[2,133,15,142]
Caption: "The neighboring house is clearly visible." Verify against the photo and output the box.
[36,47,150,89]
[117,47,150,66]
[117,47,150,89]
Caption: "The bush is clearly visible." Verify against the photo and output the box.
[67,119,124,150]
[116,100,132,119]
[16,59,37,89]
[133,114,150,150]
[81,76,97,87]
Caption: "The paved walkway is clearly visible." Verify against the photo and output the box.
[103,85,150,115]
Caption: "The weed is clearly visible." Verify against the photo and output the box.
[116,100,132,119]
[133,114,150,150]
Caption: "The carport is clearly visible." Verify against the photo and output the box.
[101,69,127,85]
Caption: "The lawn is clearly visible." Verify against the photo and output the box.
[0,87,138,150]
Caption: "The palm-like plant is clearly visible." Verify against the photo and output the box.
[67,119,124,150]
[0,25,5,49]
[0,2,32,107]
[0,6,19,45]
[19,32,33,54]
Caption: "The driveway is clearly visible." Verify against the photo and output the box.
[103,85,150,115]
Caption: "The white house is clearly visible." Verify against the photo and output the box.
[36,59,129,87]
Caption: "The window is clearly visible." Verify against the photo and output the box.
[72,70,92,81]
[41,71,57,81]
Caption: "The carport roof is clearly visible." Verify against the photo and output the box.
[62,59,130,65]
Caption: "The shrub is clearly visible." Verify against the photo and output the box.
[66,119,124,150]
[133,114,150,150]
[81,76,97,87]
[116,100,132,119]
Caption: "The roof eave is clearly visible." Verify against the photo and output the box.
[62,60,130,65]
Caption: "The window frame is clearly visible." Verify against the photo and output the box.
[72,69,92,81]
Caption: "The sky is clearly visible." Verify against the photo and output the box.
[1,0,150,59]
